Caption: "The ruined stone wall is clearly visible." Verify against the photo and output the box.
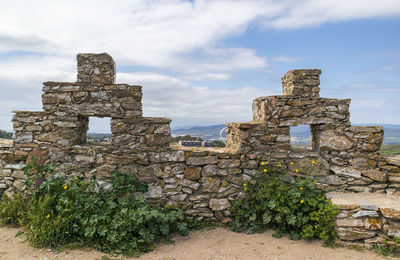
[226,69,392,194]
[0,53,399,223]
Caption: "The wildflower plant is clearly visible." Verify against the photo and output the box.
[1,160,196,256]
[229,168,339,244]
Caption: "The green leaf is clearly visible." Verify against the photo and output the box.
[267,200,276,209]
[262,213,272,224]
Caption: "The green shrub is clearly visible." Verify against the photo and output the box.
[229,169,339,244]
[0,194,29,226]
[0,160,194,256]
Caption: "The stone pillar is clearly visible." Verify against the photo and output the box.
[77,53,115,84]
[281,69,321,99]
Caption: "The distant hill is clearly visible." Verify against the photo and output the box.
[0,130,12,139]
[172,125,226,140]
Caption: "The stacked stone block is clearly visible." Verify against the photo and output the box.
[281,69,321,99]
[329,192,400,247]
[77,53,115,84]
[42,82,142,118]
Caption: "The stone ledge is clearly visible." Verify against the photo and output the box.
[328,192,400,245]
[0,139,14,148]
[170,145,236,155]
[328,192,400,211]
[386,155,400,167]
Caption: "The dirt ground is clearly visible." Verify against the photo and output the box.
[0,226,393,260]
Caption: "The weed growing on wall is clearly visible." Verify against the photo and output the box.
[373,238,400,257]
[0,160,196,256]
[229,168,339,245]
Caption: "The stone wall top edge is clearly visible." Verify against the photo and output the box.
[77,52,112,58]
[43,81,142,88]
[140,117,172,123]
[327,191,400,210]
[282,69,321,77]
[253,95,281,101]
[226,121,266,128]
[350,126,384,132]
[171,145,236,155]
[12,110,45,115]
[116,117,171,123]
[254,96,352,103]
[43,81,80,86]
[319,97,351,103]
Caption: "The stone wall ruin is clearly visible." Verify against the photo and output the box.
[1,53,400,230]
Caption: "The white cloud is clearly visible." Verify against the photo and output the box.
[118,72,276,127]
[265,0,400,29]
[184,73,231,81]
[0,0,399,130]
[0,55,75,82]
[271,56,303,63]
[0,0,398,72]
[351,98,386,109]
[0,0,277,71]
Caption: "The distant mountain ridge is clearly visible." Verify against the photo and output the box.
[172,125,227,140]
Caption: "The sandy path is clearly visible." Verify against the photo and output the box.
[0,226,391,260]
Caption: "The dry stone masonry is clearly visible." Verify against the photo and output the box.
[1,53,400,246]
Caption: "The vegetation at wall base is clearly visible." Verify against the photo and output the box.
[373,239,400,257]
[1,160,342,255]
[0,194,28,227]
[0,160,200,256]
[228,169,339,245]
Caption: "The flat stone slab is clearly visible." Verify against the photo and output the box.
[327,192,400,211]
[387,155,400,167]
[0,139,14,148]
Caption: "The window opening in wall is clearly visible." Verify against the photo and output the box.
[290,125,314,151]
[87,117,111,144]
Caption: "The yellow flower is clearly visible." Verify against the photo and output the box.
[63,185,68,189]
[312,160,316,164]
[74,177,78,180]
[278,163,282,167]
[46,214,50,219]
[313,180,317,184]
[300,200,304,204]
[263,169,268,173]
[277,208,280,212]
[243,183,247,186]
[300,187,303,190]
[261,162,265,166]
[290,162,294,165]
[244,187,247,191]
[295,169,299,173]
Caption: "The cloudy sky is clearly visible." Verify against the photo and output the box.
[0,0,399,133]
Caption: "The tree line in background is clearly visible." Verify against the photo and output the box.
[0,130,12,139]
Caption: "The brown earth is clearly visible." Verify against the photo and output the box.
[0,226,392,260]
